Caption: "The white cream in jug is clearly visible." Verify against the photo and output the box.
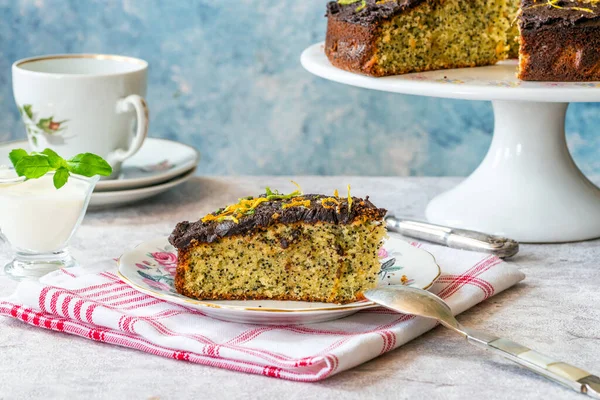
[0,173,89,253]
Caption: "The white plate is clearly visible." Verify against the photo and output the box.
[89,168,196,209]
[0,138,199,192]
[301,42,600,102]
[118,234,441,325]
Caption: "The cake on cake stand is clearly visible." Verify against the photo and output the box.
[301,42,600,243]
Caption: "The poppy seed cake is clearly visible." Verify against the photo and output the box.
[169,187,387,304]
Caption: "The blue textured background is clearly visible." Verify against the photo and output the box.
[1,0,599,176]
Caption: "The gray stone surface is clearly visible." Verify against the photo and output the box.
[1,177,599,400]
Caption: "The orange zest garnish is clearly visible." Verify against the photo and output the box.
[282,199,311,209]
[291,180,303,193]
[250,197,269,209]
[525,0,599,13]
[201,197,269,223]
[201,214,221,223]
[321,197,340,209]
[201,182,305,224]
[347,184,352,213]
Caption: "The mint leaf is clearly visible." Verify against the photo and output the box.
[67,153,112,177]
[7,147,111,189]
[8,149,28,167]
[41,148,66,169]
[53,167,70,189]
[23,104,33,119]
[14,155,51,179]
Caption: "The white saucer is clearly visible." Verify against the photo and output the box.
[89,168,196,209]
[118,234,441,325]
[0,138,199,192]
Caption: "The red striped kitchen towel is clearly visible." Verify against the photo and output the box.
[0,243,524,382]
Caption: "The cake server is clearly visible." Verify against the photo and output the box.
[365,286,600,399]
[385,215,519,258]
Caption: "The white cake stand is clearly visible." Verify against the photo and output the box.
[301,42,600,243]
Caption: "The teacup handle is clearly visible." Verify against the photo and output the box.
[111,94,149,163]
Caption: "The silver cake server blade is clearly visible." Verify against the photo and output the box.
[365,286,600,399]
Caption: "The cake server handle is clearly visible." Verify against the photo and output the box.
[463,329,600,399]
[385,215,519,258]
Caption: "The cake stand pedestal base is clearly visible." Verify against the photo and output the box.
[426,101,600,243]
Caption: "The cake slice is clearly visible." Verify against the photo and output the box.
[518,0,600,81]
[169,186,387,304]
[325,0,512,77]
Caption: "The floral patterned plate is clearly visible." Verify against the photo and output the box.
[118,233,441,325]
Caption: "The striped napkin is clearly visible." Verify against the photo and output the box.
[0,243,524,382]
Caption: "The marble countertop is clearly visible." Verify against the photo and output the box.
[1,176,599,400]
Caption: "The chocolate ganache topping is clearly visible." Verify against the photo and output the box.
[521,0,600,30]
[169,194,387,249]
[326,0,425,26]
[327,0,600,29]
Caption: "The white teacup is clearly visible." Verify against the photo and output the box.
[12,54,149,176]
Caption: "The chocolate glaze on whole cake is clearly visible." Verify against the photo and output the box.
[518,0,600,81]
[520,0,600,30]
[169,194,387,249]
[326,0,424,26]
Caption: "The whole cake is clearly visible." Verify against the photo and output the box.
[169,185,387,304]
[325,0,600,81]
[518,0,600,81]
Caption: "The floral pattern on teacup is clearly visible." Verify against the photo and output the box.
[18,104,69,146]
[140,160,175,173]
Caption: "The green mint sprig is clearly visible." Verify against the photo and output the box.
[8,148,112,189]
